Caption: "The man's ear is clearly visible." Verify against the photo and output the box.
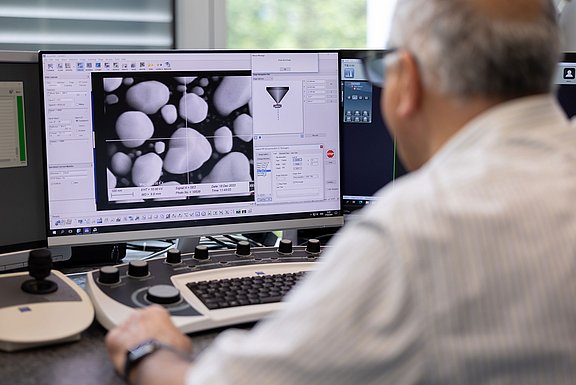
[395,51,422,118]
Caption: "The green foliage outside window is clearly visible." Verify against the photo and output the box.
[227,0,367,49]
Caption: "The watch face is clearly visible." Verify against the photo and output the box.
[129,340,159,361]
[125,339,162,380]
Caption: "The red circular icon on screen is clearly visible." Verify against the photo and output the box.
[326,149,335,158]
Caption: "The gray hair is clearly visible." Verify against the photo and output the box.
[388,0,561,99]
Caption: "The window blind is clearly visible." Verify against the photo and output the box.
[0,0,174,50]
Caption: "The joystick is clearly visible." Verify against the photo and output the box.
[0,249,94,351]
[21,248,58,294]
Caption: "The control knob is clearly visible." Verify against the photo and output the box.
[193,245,209,261]
[146,285,181,304]
[236,241,251,257]
[278,239,293,254]
[166,248,182,264]
[128,260,149,278]
[306,238,321,254]
[98,266,120,284]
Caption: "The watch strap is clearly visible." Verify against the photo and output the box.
[123,339,181,383]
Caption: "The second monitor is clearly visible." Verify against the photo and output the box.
[339,49,406,215]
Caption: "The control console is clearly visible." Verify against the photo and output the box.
[86,239,326,333]
[0,249,94,352]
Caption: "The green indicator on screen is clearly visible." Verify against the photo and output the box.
[16,95,26,162]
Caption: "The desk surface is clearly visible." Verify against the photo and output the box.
[0,262,227,385]
[0,320,223,385]
[0,242,266,384]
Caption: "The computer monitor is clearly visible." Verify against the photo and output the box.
[556,52,576,118]
[0,51,70,271]
[339,50,576,216]
[339,49,406,215]
[39,50,342,248]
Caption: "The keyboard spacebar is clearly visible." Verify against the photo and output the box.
[260,295,283,304]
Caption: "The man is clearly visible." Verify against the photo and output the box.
[106,0,576,384]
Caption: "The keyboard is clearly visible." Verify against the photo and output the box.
[187,271,307,309]
[85,239,325,333]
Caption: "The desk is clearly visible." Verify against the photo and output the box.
[0,320,224,385]
[0,265,228,385]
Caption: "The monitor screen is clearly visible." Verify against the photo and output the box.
[556,52,576,118]
[40,50,342,247]
[339,49,406,215]
[0,52,48,270]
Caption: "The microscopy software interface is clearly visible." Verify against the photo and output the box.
[40,51,341,245]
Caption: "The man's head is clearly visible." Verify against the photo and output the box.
[382,0,561,170]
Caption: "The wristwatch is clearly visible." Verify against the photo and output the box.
[124,339,173,383]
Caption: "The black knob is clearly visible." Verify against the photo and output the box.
[306,238,321,254]
[194,245,209,260]
[21,248,58,294]
[98,266,120,284]
[166,248,182,264]
[146,285,181,304]
[28,248,53,281]
[236,240,251,256]
[128,260,149,278]
[278,239,293,254]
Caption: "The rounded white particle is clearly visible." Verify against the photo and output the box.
[126,81,170,114]
[178,93,208,124]
[213,126,233,154]
[110,152,132,176]
[103,78,123,92]
[213,76,251,116]
[161,104,178,124]
[132,153,163,187]
[233,114,253,142]
[192,86,204,96]
[105,94,119,105]
[202,152,252,183]
[163,127,212,174]
[154,141,166,154]
[115,111,155,148]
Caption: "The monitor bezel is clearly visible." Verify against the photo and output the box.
[38,49,344,247]
[338,48,406,215]
[0,51,48,257]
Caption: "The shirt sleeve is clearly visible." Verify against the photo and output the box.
[185,218,427,385]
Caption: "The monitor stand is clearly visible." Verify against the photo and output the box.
[174,237,201,255]
[175,232,278,255]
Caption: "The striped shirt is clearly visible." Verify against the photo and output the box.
[187,95,576,385]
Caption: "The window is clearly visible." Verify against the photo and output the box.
[0,0,175,50]
[225,0,397,49]
[226,0,368,49]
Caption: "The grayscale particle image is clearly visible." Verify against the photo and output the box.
[92,71,255,209]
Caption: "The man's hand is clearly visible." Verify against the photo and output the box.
[105,305,193,384]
